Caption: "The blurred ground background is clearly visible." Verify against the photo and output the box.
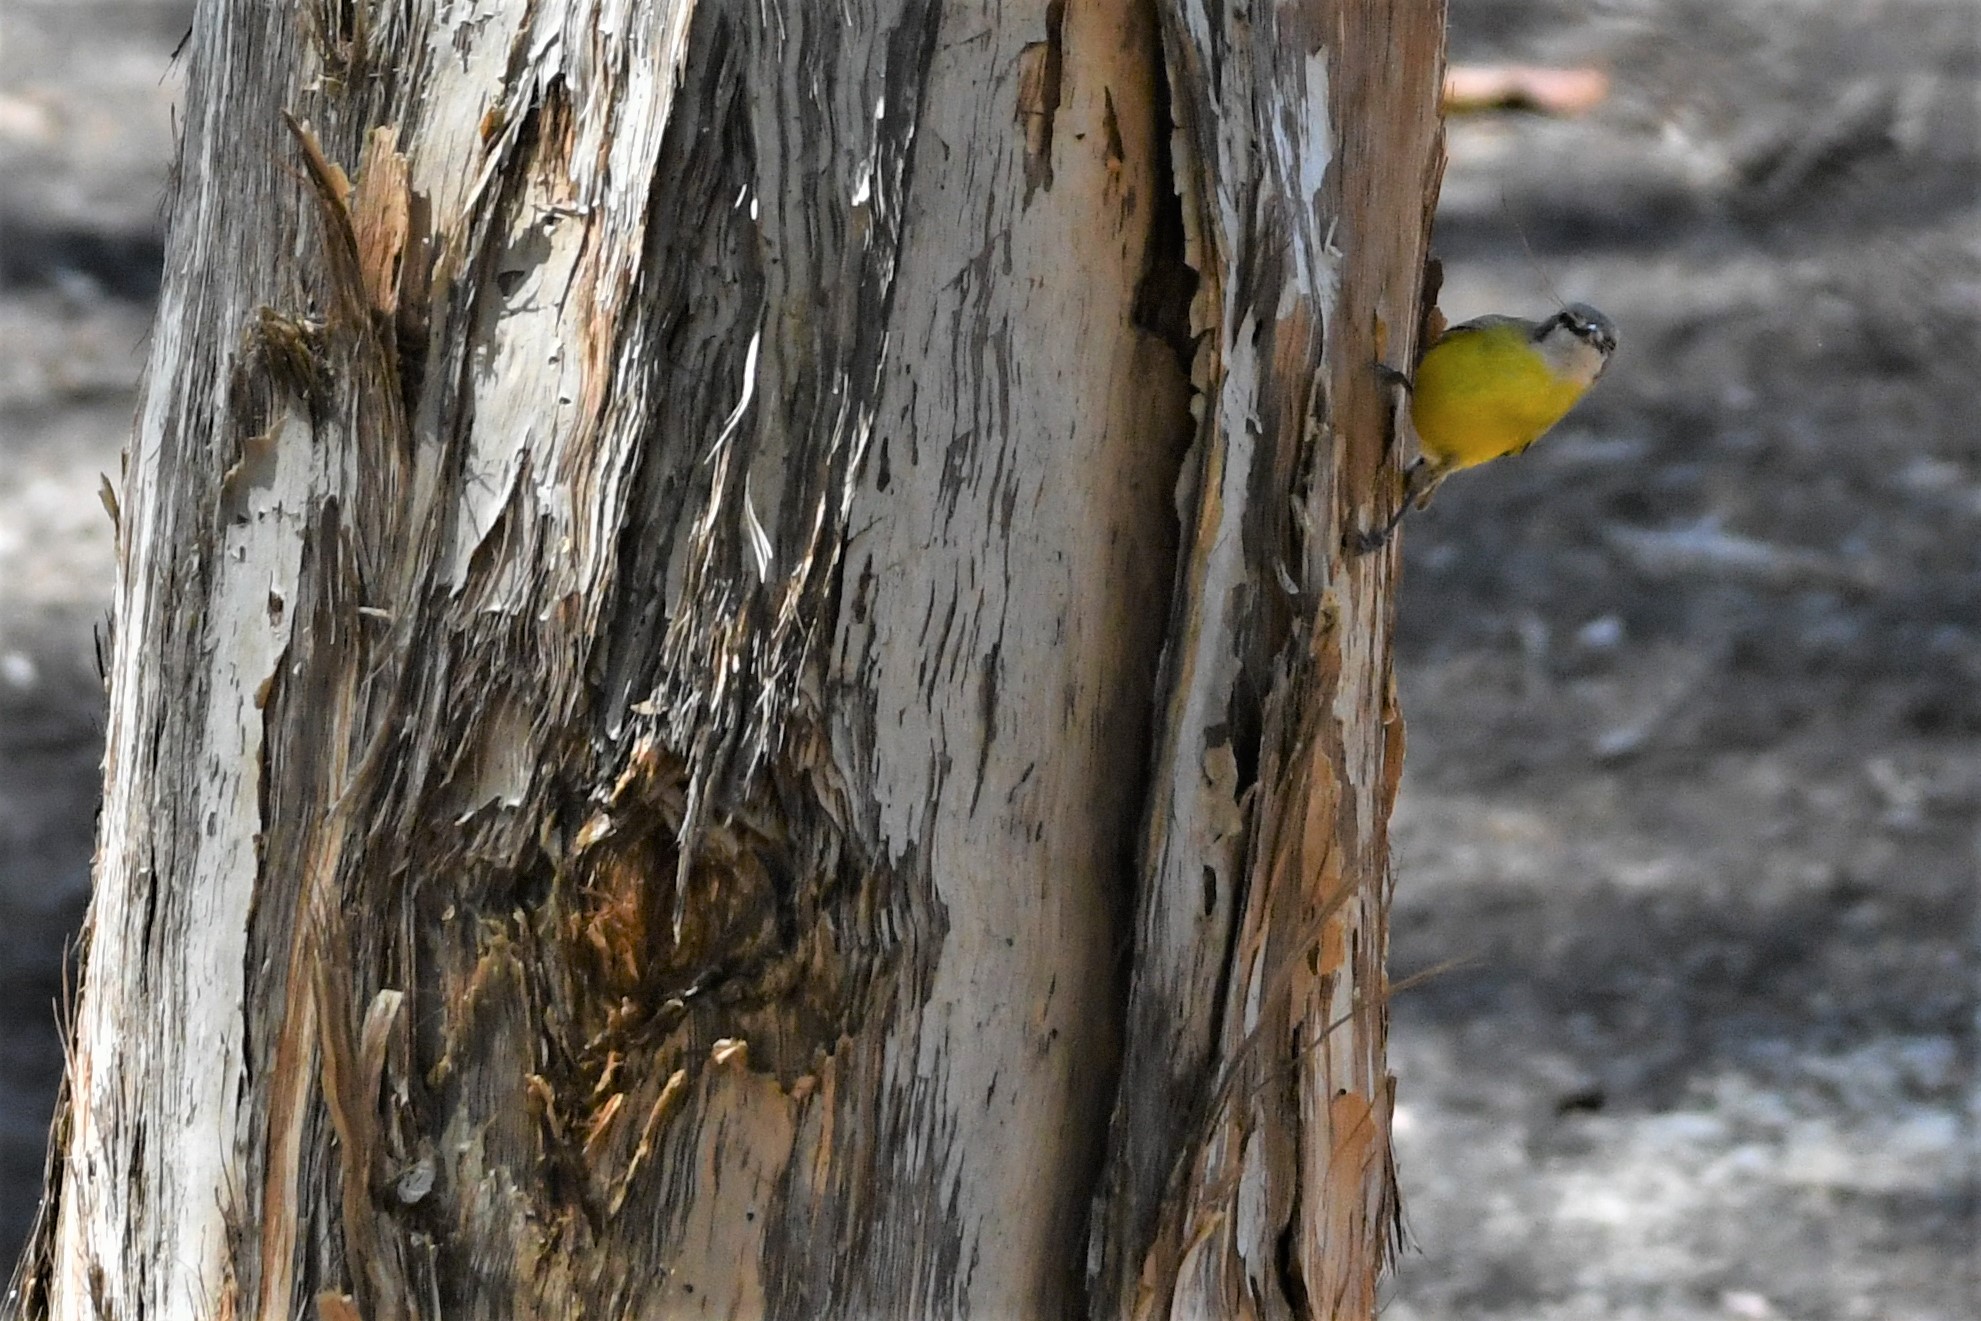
[0,0,1974,1315]
[1,0,182,1272]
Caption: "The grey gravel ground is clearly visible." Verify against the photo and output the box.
[1386,2,1978,1316]
[2,0,1975,1313]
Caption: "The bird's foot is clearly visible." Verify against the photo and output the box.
[1345,527,1390,556]
[1374,362,1414,393]
[1346,503,1412,556]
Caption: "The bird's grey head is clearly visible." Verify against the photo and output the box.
[1533,302,1617,384]
[1554,302,1617,357]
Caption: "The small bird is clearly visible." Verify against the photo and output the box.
[1358,302,1617,549]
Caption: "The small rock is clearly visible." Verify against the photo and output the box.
[1721,1289,1777,1318]
[0,652,37,690]
[1576,613,1626,652]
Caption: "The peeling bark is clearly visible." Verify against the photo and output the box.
[1090,5,1446,1317]
[17,1,1443,1318]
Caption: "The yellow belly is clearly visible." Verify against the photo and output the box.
[1410,325,1591,471]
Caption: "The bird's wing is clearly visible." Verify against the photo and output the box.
[1435,313,1531,342]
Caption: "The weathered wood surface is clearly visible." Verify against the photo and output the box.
[1091,3,1445,1317]
[20,1,1443,1318]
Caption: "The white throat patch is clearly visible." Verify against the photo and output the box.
[1538,324,1610,386]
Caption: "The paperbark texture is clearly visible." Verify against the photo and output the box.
[1091,3,1446,1314]
[18,1,1442,1317]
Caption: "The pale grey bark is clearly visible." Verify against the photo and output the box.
[16,1,1444,1318]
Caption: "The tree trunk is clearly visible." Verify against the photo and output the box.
[16,1,1442,1317]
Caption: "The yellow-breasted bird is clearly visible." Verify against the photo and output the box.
[1359,302,1617,549]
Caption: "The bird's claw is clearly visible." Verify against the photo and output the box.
[1345,527,1390,557]
[1346,504,1410,557]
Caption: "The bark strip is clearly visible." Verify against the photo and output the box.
[1091,3,1446,1317]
